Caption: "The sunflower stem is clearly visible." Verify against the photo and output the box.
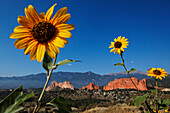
[120,52,153,113]
[156,79,158,113]
[120,53,140,93]
[33,55,58,113]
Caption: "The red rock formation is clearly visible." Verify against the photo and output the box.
[103,77,148,91]
[82,82,99,90]
[154,86,164,89]
[46,81,74,91]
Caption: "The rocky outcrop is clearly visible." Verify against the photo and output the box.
[82,82,99,90]
[161,88,170,92]
[46,81,74,91]
[103,78,148,91]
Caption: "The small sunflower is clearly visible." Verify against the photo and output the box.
[147,68,168,80]
[152,109,161,113]
[109,36,129,54]
[165,108,169,112]
[10,3,74,62]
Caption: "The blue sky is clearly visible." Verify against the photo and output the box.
[0,0,170,77]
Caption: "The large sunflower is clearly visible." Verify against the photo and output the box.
[109,36,129,54]
[10,3,74,62]
[147,68,168,80]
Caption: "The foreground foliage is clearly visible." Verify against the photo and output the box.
[0,86,34,113]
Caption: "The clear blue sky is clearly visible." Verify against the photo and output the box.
[0,0,170,77]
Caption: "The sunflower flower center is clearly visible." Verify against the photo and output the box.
[31,22,57,43]
[114,41,122,48]
[153,70,161,75]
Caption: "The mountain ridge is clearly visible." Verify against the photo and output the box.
[0,71,153,89]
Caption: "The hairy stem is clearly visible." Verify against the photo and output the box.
[120,52,153,113]
[120,53,140,93]
[33,55,58,113]
[156,79,158,113]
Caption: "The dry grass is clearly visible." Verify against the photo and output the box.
[82,103,141,113]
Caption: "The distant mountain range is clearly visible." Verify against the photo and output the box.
[0,71,154,89]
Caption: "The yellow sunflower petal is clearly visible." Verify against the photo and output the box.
[117,36,121,40]
[24,40,38,55]
[111,42,115,44]
[122,36,125,40]
[14,38,32,49]
[52,37,65,48]
[56,24,75,31]
[121,48,125,52]
[10,32,32,39]
[27,5,40,22]
[45,3,57,21]
[161,69,165,71]
[157,68,162,71]
[165,109,169,112]
[123,38,129,41]
[162,75,165,78]
[151,68,156,71]
[109,44,114,48]
[110,48,115,53]
[57,30,72,38]
[36,44,45,62]
[159,76,162,80]
[17,16,34,28]
[114,38,117,42]
[46,45,56,58]
[51,7,68,24]
[117,49,121,54]
[25,7,36,23]
[121,45,127,48]
[30,45,37,60]
[59,37,68,44]
[48,42,60,54]
[54,14,70,25]
[147,74,152,76]
[14,26,30,32]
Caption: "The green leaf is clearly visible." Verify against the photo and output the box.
[0,85,22,113]
[163,99,170,106]
[5,106,24,113]
[129,68,137,72]
[143,92,149,97]
[133,95,146,108]
[159,105,164,109]
[150,101,153,105]
[47,96,72,113]
[158,99,161,104]
[57,59,81,66]
[152,107,156,110]
[151,89,156,94]
[5,92,34,113]
[0,85,34,113]
[43,52,53,72]
[114,63,123,66]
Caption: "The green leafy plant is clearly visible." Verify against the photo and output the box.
[47,96,72,113]
[0,85,34,113]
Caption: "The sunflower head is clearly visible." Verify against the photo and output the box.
[10,3,75,62]
[147,68,168,80]
[165,108,169,112]
[109,36,129,54]
[152,109,162,113]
